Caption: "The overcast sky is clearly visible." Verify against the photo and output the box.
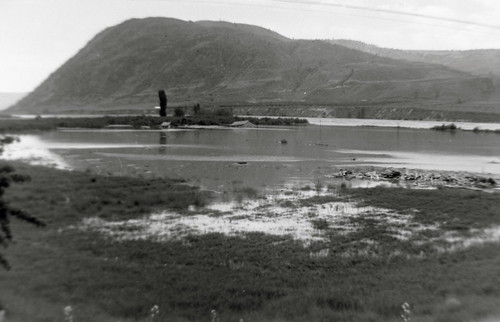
[2,0,500,93]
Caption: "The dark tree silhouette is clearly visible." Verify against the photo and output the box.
[158,89,167,117]
[193,103,201,115]
[0,137,45,270]
[174,107,185,117]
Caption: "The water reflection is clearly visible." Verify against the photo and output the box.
[395,126,400,150]
[159,132,167,154]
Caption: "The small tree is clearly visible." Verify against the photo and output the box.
[158,89,167,117]
[193,103,201,115]
[174,107,185,118]
[0,137,45,270]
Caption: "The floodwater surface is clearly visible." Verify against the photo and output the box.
[3,125,500,191]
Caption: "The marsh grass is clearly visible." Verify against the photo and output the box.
[232,187,260,204]
[1,164,500,321]
[0,115,308,133]
[472,127,500,134]
[311,219,330,230]
[299,195,344,207]
[349,187,500,231]
[431,123,458,131]
[2,162,211,225]
[0,116,160,132]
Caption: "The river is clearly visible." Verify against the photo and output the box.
[2,124,499,191]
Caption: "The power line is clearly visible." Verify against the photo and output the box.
[273,0,500,30]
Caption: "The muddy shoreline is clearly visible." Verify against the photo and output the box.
[325,166,498,191]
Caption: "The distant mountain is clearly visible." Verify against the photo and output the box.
[0,92,27,111]
[330,39,500,77]
[9,18,498,114]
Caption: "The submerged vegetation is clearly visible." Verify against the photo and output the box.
[431,123,500,134]
[350,187,500,231]
[1,161,500,321]
[431,123,458,131]
[472,126,500,134]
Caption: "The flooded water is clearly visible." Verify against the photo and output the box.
[3,124,500,191]
[304,117,500,131]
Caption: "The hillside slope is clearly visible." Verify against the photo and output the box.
[9,18,497,114]
[331,39,500,78]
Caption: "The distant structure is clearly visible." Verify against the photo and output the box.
[160,122,172,129]
[158,89,167,117]
[229,120,256,128]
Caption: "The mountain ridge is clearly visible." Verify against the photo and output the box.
[8,18,498,116]
[330,39,500,78]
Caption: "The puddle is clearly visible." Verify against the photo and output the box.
[78,188,399,245]
[436,226,500,252]
[77,185,500,258]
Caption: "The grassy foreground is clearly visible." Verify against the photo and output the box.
[1,162,500,321]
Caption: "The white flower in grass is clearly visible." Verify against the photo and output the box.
[150,305,160,320]
[210,309,219,322]
[63,305,73,322]
[401,302,411,322]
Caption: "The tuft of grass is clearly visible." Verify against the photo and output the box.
[232,187,260,203]
[299,195,343,207]
[311,219,330,230]
[314,179,323,192]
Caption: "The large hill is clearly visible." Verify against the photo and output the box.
[8,18,499,117]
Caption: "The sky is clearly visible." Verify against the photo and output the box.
[1,0,500,93]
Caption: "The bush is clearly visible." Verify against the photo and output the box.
[214,107,233,116]
[431,123,458,131]
[174,107,185,117]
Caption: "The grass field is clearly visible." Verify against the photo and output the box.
[1,162,500,321]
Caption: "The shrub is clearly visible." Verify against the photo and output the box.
[431,123,458,131]
[214,107,233,116]
[174,107,185,117]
